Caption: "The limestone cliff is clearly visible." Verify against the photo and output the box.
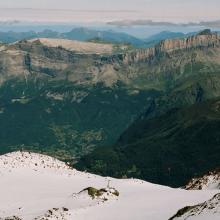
[122,31,220,64]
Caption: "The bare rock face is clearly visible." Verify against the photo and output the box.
[158,32,219,52]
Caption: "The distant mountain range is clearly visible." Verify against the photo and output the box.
[0,27,207,48]
[0,28,145,46]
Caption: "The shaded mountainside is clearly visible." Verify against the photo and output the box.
[0,30,220,166]
[77,98,220,187]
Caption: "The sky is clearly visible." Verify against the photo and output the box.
[0,0,219,23]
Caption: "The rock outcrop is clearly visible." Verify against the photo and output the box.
[185,168,220,190]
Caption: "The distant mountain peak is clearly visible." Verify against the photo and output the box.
[197,29,212,35]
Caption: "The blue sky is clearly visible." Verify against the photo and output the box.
[0,0,219,22]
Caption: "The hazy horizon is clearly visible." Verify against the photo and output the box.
[0,1,219,38]
[0,0,219,23]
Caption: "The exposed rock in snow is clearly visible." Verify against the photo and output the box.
[35,207,71,220]
[0,151,218,220]
[185,169,220,190]
[75,186,119,201]
[169,193,220,220]
[0,216,22,220]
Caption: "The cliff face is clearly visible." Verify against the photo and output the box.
[0,31,220,95]
[122,31,220,64]
[158,32,219,52]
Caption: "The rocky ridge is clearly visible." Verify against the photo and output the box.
[122,30,220,64]
[0,30,219,87]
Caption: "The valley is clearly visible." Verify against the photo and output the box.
[0,29,220,187]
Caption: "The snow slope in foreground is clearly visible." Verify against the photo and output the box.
[0,151,218,220]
